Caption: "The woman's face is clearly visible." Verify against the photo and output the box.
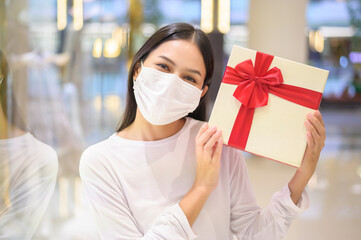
[134,39,208,95]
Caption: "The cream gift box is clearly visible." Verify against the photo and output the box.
[208,45,329,167]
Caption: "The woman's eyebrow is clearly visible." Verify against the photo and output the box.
[185,68,201,76]
[159,55,201,76]
[159,56,176,66]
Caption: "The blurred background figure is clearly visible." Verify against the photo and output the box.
[0,0,360,239]
[0,50,58,239]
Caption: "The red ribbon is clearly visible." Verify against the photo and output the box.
[222,51,322,150]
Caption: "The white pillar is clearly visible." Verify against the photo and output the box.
[249,0,309,63]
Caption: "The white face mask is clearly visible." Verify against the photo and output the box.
[133,64,203,125]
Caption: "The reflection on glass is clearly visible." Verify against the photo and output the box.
[0,50,58,239]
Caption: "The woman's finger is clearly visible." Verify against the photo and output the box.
[301,131,314,166]
[204,130,222,154]
[304,132,314,157]
[197,126,218,148]
[314,110,325,127]
[195,123,209,141]
[307,113,325,137]
[212,137,223,165]
[305,119,320,147]
[195,124,211,158]
[306,131,314,148]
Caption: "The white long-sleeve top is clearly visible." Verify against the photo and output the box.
[0,133,58,239]
[79,117,309,240]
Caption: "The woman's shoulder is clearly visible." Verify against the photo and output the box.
[79,142,106,180]
[80,137,111,164]
[32,135,59,172]
[2,133,60,178]
[79,133,145,181]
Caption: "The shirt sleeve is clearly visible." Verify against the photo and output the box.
[228,149,309,240]
[79,148,198,240]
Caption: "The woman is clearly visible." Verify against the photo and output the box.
[0,50,58,239]
[80,23,325,239]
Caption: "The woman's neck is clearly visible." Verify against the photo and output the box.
[117,108,186,141]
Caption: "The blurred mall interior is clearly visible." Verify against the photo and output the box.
[0,0,360,239]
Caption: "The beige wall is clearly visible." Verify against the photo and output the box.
[249,0,309,63]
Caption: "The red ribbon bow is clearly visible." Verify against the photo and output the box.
[222,51,323,150]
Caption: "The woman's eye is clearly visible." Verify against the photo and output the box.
[184,76,196,83]
[156,64,169,71]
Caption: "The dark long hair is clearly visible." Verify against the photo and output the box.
[116,23,214,132]
[0,50,28,132]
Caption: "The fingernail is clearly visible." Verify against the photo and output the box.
[305,120,310,127]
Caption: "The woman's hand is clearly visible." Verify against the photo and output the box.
[299,110,326,178]
[194,123,223,193]
[288,110,326,205]
[179,123,223,226]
